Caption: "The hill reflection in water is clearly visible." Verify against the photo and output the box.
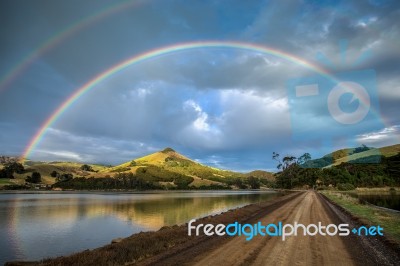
[0,191,281,263]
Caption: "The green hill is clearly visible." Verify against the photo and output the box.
[303,144,400,168]
[1,148,274,190]
[274,144,400,189]
[1,161,109,186]
[245,170,275,182]
[101,147,246,188]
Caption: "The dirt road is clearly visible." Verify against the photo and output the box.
[140,191,399,266]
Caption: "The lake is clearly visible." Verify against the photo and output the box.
[0,190,282,264]
[344,191,400,211]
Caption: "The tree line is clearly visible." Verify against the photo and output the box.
[272,151,400,190]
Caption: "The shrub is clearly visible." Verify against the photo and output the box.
[50,170,59,177]
[6,162,25,174]
[337,183,355,191]
[0,162,25,179]
[26,171,41,183]
[58,173,73,182]
[80,164,94,172]
[173,176,194,189]
[0,168,14,179]
[247,176,261,189]
[161,147,175,153]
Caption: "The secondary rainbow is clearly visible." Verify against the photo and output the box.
[22,40,334,161]
[0,0,144,93]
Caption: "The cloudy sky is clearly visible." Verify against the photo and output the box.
[0,0,399,172]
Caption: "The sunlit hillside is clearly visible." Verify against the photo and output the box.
[303,144,400,168]
[0,148,274,189]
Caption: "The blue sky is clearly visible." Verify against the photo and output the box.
[0,0,399,172]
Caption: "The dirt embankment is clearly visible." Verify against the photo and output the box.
[7,191,400,266]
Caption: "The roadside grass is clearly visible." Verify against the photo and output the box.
[0,179,14,185]
[355,187,400,193]
[322,191,400,243]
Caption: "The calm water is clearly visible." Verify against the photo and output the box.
[345,191,400,211]
[0,190,281,264]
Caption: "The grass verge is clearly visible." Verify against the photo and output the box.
[321,191,400,243]
[0,179,14,186]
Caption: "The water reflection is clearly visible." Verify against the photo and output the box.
[0,191,280,264]
[344,191,400,211]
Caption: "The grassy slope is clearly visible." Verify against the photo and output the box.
[1,162,109,186]
[122,149,223,172]
[378,144,400,157]
[321,191,400,243]
[245,170,275,181]
[330,144,400,166]
[0,179,14,185]
[1,148,274,188]
[306,144,400,168]
[98,148,275,187]
[102,148,245,187]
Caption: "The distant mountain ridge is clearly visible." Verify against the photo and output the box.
[303,144,400,168]
[2,144,400,190]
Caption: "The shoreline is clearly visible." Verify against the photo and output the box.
[0,188,278,194]
[1,186,398,193]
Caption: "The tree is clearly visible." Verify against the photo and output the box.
[173,176,194,189]
[50,170,59,177]
[272,152,298,171]
[232,178,247,189]
[272,152,283,170]
[247,176,260,189]
[162,147,175,153]
[0,168,14,179]
[80,164,94,172]
[0,162,25,179]
[57,173,73,182]
[282,156,297,170]
[6,162,25,174]
[297,153,311,165]
[26,172,41,183]
[353,144,370,154]
[273,152,310,188]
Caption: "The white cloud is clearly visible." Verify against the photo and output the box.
[183,99,210,131]
[31,128,161,164]
[378,78,400,99]
[173,89,291,151]
[136,88,151,98]
[218,89,290,140]
[355,16,378,28]
[357,125,400,146]
[35,150,83,161]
